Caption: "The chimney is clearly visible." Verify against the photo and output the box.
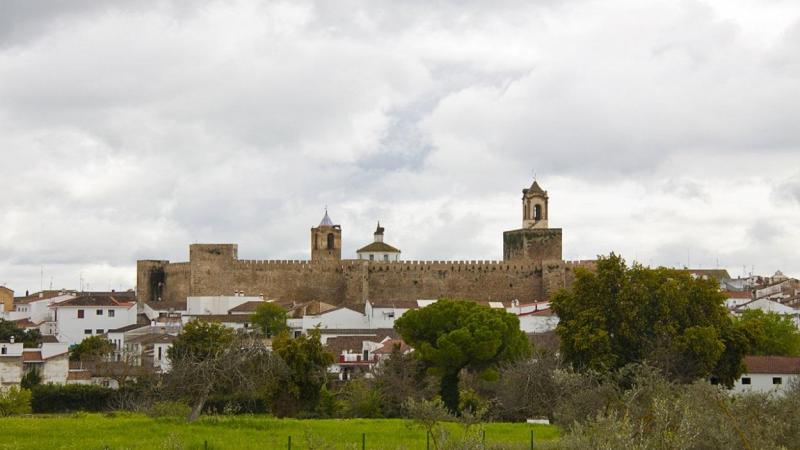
[374,222,385,243]
[10,336,15,344]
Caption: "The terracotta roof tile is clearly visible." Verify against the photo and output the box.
[744,356,800,374]
[22,351,43,362]
[56,295,134,308]
[228,301,265,313]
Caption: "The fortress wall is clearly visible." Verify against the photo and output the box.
[138,246,587,306]
[362,260,546,303]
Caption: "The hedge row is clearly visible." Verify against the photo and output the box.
[31,384,114,413]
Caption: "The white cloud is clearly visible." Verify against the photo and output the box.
[0,0,798,293]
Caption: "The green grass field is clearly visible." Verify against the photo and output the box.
[0,413,560,449]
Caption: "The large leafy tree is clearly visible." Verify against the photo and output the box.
[269,328,334,416]
[551,253,749,386]
[250,302,288,337]
[70,335,114,362]
[736,310,800,356]
[394,299,530,412]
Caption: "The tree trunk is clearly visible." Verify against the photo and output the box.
[187,391,209,422]
[440,371,460,414]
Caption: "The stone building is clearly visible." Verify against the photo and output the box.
[357,223,401,262]
[137,180,594,307]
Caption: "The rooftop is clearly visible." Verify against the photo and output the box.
[743,356,800,374]
[228,301,265,313]
[54,295,135,308]
[357,241,400,254]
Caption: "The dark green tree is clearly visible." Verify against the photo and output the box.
[736,309,800,356]
[268,328,334,416]
[394,299,530,412]
[250,302,288,337]
[551,253,749,386]
[167,319,235,361]
[70,335,114,362]
[0,319,41,348]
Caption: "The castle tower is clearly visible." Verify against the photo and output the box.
[503,179,562,262]
[522,180,549,229]
[311,209,342,262]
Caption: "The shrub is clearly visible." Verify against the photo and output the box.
[148,401,191,418]
[20,370,42,390]
[202,393,269,415]
[340,379,383,418]
[0,386,32,416]
[31,384,114,413]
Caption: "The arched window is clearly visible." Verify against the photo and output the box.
[534,204,542,220]
[327,233,335,250]
[524,203,529,220]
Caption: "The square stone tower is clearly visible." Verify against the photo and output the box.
[503,180,563,262]
[311,209,342,262]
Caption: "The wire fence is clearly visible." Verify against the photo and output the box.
[193,429,541,449]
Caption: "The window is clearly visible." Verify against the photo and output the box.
[773,377,783,385]
[384,254,389,261]
[741,377,751,385]
[108,310,115,317]
[77,309,84,319]
[1,347,6,355]
[327,233,335,250]
[157,347,162,361]
[369,254,374,261]
[96,329,103,334]
[293,330,302,338]
[534,204,542,220]
[363,350,369,361]
[96,309,103,315]
[84,329,92,335]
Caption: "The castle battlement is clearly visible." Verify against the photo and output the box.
[136,179,594,305]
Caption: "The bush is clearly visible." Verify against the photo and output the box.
[203,394,268,415]
[340,379,383,418]
[20,370,42,390]
[31,384,114,413]
[0,386,32,416]
[147,400,191,418]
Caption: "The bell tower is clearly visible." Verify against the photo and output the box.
[503,179,562,262]
[311,209,342,262]
[522,180,548,229]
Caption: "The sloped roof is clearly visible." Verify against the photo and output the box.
[370,299,420,309]
[357,242,400,253]
[22,351,43,362]
[145,300,187,311]
[744,356,800,374]
[320,210,334,226]
[679,269,732,281]
[523,180,546,196]
[55,295,135,308]
[325,336,369,355]
[228,301,265,313]
[374,339,411,354]
[191,314,252,324]
[108,323,149,333]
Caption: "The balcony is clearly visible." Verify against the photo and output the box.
[337,354,378,365]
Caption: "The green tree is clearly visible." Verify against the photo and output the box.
[250,302,288,337]
[551,253,749,385]
[0,319,41,347]
[70,335,114,362]
[269,328,334,416]
[167,319,235,361]
[394,299,530,413]
[737,309,800,356]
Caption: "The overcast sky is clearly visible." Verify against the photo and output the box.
[1,0,798,294]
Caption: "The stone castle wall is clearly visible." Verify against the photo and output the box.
[137,243,593,305]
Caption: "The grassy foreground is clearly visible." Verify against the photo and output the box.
[0,413,560,449]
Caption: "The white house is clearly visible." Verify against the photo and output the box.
[356,223,401,262]
[301,306,370,331]
[0,339,69,386]
[4,290,77,334]
[724,290,753,310]
[727,356,800,394]
[52,294,138,345]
